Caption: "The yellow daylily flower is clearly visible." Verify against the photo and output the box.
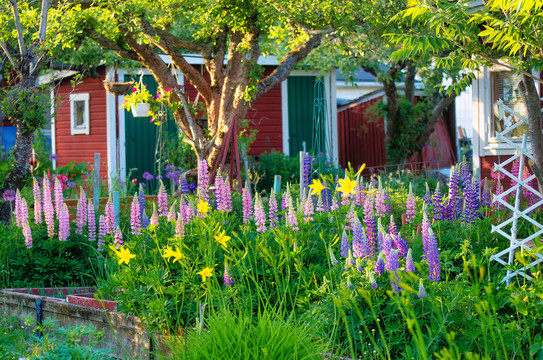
[197,199,210,215]
[109,244,136,265]
[162,245,185,263]
[337,176,357,195]
[197,267,214,283]
[214,230,231,248]
[308,178,328,196]
[355,163,366,177]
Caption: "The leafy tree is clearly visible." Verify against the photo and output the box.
[388,0,543,185]
[52,0,357,173]
[306,0,460,164]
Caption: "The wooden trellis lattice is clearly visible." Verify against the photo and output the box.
[489,100,543,284]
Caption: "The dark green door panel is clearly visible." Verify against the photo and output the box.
[287,76,317,155]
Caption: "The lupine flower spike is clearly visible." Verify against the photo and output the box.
[87,199,96,241]
[114,226,124,246]
[352,216,369,260]
[386,249,402,293]
[375,177,386,217]
[374,251,385,275]
[130,193,142,235]
[75,187,87,235]
[286,199,299,232]
[242,182,253,224]
[97,215,106,251]
[432,182,444,221]
[405,183,416,223]
[43,177,55,238]
[418,279,427,298]
[427,228,440,281]
[150,203,159,225]
[224,263,234,287]
[254,193,267,232]
[54,178,64,216]
[268,189,279,229]
[157,180,169,217]
[175,213,185,238]
[105,195,115,234]
[23,220,32,249]
[58,203,70,241]
[197,159,210,202]
[303,195,314,222]
[405,248,415,273]
[340,229,350,257]
[32,178,42,224]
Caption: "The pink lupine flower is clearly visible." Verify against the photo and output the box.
[175,213,185,238]
[405,183,416,223]
[33,178,42,224]
[14,189,22,227]
[157,180,169,217]
[42,177,55,238]
[167,203,176,222]
[97,215,106,251]
[105,195,115,234]
[87,199,96,241]
[286,202,299,231]
[54,178,64,216]
[254,194,267,232]
[150,203,159,226]
[75,187,87,235]
[58,203,70,241]
[316,193,325,212]
[375,179,386,217]
[303,195,315,222]
[331,193,339,211]
[23,220,32,249]
[345,203,356,230]
[131,193,142,235]
[242,183,253,224]
[268,189,279,229]
[197,159,210,202]
[113,226,123,246]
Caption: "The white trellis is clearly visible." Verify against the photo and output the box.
[489,100,543,284]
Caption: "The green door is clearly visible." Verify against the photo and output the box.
[287,76,317,155]
[124,75,177,182]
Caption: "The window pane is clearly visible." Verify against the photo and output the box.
[74,100,86,128]
[491,71,527,138]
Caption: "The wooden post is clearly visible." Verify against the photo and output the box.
[93,153,100,213]
[113,191,120,228]
[273,175,281,194]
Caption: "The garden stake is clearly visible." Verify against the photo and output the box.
[94,153,100,213]
[35,297,43,338]
[273,175,281,194]
[113,191,120,228]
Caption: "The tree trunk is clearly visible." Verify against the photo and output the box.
[519,73,543,190]
[382,74,399,145]
[404,61,416,104]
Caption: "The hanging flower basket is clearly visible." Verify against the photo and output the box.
[132,102,151,117]
[103,81,135,96]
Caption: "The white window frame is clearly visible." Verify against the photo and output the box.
[70,93,90,135]
[473,66,540,157]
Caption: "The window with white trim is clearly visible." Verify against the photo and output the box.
[490,71,526,139]
[70,93,90,135]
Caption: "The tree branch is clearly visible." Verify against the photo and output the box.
[87,30,140,61]
[10,0,26,55]
[255,33,323,99]
[155,27,212,58]
[415,91,457,149]
[0,40,16,69]
[38,0,49,43]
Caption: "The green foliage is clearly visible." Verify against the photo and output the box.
[251,151,299,193]
[0,87,50,132]
[180,309,326,360]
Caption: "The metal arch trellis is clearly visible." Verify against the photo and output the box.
[312,79,332,160]
[489,99,543,285]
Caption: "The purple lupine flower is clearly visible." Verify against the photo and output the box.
[391,234,409,258]
[323,182,332,211]
[352,216,369,260]
[197,159,210,202]
[303,153,311,191]
[142,172,154,181]
[97,215,106,251]
[180,177,189,196]
[446,165,461,221]
[54,178,64,216]
[14,189,22,227]
[418,279,427,298]
[340,229,350,257]
[386,249,401,293]
[405,249,415,272]
[221,175,233,212]
[423,183,432,210]
[75,187,87,235]
[374,252,385,275]
[254,194,267,232]
[405,183,416,223]
[381,231,392,258]
[363,194,377,257]
[369,271,378,289]
[33,178,42,224]
[157,180,168,217]
[432,182,444,221]
[389,215,398,236]
[150,203,159,226]
[138,187,146,219]
[269,190,279,229]
[23,220,32,249]
[460,158,471,188]
[345,203,356,230]
[142,212,150,229]
[87,199,96,241]
[3,189,15,202]
[113,226,123,246]
[42,178,54,238]
[427,228,440,281]
[58,203,70,241]
[242,183,253,224]
[375,178,387,217]
[224,263,234,287]
[131,193,142,235]
[105,196,115,234]
[354,180,365,207]
[421,211,430,260]
[303,195,314,222]
[167,203,176,222]
[175,213,185,237]
[481,178,491,207]
[214,173,224,210]
[286,202,299,231]
[462,179,479,225]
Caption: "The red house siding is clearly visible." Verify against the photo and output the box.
[337,97,386,170]
[55,69,108,177]
[184,66,282,156]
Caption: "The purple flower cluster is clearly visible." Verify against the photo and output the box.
[142,172,154,181]
[197,159,210,202]
[423,183,432,210]
[224,264,234,287]
[427,228,440,281]
[363,194,377,257]
[114,226,123,246]
[75,187,87,235]
[352,216,369,260]
[254,194,267,232]
[105,196,115,234]
[268,190,279,229]
[286,202,299,231]
[242,184,253,224]
[88,199,96,241]
[405,184,416,223]
[340,229,350,257]
[98,215,106,251]
[481,179,492,207]
[446,166,461,221]
[43,178,55,238]
[58,203,70,241]
[303,196,314,222]
[432,182,444,221]
[157,180,169,217]
[385,249,402,293]
[405,249,415,272]
[33,178,42,224]
[131,193,142,235]
[215,174,232,212]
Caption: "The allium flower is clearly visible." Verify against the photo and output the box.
[405,183,416,223]
[268,189,279,229]
[197,159,210,202]
[254,194,267,232]
[75,187,87,235]
[142,172,154,181]
[3,189,15,202]
[113,226,123,246]
[58,203,70,242]
[42,178,54,238]
[97,215,106,251]
[363,194,377,257]
[87,199,96,241]
[432,182,444,221]
[49,153,58,161]
[418,279,427,298]
[131,193,142,235]
[405,249,415,272]
[340,229,350,257]
[224,263,234,287]
[374,252,385,275]
[23,220,32,249]
[157,180,169,217]
[54,178,64,216]
[105,196,115,234]
[427,228,440,281]
[303,195,314,222]
[242,183,253,224]
[33,178,42,224]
